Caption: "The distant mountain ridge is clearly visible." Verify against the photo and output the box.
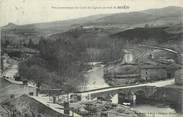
[2,6,183,30]
[95,6,182,24]
[1,6,183,44]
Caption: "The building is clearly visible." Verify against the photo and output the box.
[122,49,134,64]
[140,65,171,81]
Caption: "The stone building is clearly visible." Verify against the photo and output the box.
[140,65,169,81]
[122,49,134,64]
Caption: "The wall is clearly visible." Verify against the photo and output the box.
[141,68,167,81]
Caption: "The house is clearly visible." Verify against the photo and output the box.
[140,65,169,81]
[139,56,180,81]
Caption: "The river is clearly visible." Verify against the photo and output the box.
[0,59,18,88]
[78,63,109,91]
[133,104,182,117]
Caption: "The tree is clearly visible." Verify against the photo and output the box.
[28,39,34,48]
[4,40,10,47]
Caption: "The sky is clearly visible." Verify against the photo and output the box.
[0,0,183,27]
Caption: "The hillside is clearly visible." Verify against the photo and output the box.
[111,25,183,52]
[1,6,183,46]
[17,23,182,89]
[95,6,182,25]
[4,6,182,90]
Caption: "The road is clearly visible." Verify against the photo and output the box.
[139,44,178,54]
[78,79,174,95]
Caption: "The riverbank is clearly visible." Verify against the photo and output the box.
[70,100,145,117]
[132,104,182,117]
[134,84,183,114]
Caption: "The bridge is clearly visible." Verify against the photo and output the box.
[68,79,175,105]
[139,44,178,54]
[76,79,174,95]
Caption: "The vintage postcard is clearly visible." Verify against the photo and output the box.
[0,0,183,117]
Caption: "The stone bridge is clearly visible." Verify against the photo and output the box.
[70,79,174,105]
[74,86,158,105]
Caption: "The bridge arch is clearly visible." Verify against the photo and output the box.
[134,90,146,104]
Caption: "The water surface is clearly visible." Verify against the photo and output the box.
[78,63,109,91]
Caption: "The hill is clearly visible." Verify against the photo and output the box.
[7,6,183,90]
[1,6,183,46]
[111,25,183,52]
[95,6,182,25]
[17,22,182,89]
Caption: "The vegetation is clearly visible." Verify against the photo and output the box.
[17,22,182,91]
[6,7,180,91]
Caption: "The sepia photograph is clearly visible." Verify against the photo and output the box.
[0,0,183,117]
